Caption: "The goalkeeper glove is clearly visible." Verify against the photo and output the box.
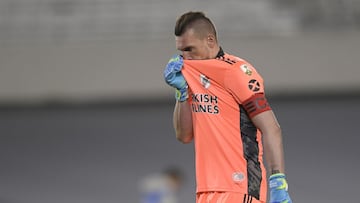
[163,55,188,102]
[269,173,292,203]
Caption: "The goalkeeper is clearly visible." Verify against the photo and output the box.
[163,11,292,203]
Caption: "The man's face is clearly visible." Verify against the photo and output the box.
[175,29,211,60]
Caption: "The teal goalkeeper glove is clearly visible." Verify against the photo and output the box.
[269,173,292,203]
[163,55,188,102]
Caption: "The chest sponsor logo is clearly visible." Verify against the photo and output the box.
[191,93,219,114]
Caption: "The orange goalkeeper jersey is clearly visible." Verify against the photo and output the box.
[181,51,268,202]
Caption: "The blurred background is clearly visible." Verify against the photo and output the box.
[0,0,359,202]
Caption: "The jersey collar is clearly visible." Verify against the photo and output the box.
[216,47,225,58]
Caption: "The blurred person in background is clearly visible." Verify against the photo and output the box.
[163,11,292,203]
[139,166,184,203]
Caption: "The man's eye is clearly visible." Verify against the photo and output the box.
[183,47,192,51]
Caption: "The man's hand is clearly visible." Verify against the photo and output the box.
[163,55,188,101]
[269,173,292,203]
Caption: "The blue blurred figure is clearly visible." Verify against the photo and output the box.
[139,167,184,203]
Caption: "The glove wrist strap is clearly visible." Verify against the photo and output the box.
[175,86,188,102]
[270,173,286,179]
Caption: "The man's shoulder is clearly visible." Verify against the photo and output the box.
[215,53,253,70]
[219,53,261,78]
[229,53,251,63]
[217,52,245,63]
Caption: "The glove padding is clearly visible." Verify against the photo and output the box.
[163,55,188,101]
[269,173,292,203]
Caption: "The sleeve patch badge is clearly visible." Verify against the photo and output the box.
[248,79,261,92]
[240,64,252,76]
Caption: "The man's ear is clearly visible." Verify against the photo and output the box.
[206,34,216,48]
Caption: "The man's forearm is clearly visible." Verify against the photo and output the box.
[173,101,193,143]
[251,111,285,174]
[263,129,285,174]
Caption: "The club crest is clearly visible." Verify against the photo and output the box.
[200,74,210,89]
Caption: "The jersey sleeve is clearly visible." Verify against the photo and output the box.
[225,61,265,104]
